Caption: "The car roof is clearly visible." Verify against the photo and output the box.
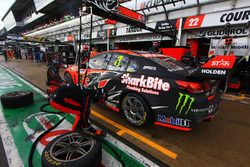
[98,50,171,59]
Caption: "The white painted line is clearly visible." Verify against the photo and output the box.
[0,107,24,167]
[104,132,159,167]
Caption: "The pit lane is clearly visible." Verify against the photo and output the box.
[1,59,250,167]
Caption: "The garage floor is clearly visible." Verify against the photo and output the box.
[1,58,250,167]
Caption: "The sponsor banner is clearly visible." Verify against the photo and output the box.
[117,6,146,22]
[182,8,250,29]
[116,25,151,36]
[124,0,210,11]
[76,31,98,40]
[201,8,250,28]
[115,33,170,43]
[209,37,250,56]
[197,27,249,38]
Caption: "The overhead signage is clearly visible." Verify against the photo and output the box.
[155,20,176,31]
[108,29,117,37]
[181,8,250,29]
[115,33,170,43]
[116,23,155,36]
[197,27,249,38]
[116,26,150,36]
[97,31,107,39]
[163,8,250,30]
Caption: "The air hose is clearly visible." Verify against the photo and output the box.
[28,104,68,167]
[28,103,126,167]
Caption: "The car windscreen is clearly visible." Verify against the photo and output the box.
[151,57,190,72]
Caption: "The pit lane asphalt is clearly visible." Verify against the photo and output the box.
[1,59,250,167]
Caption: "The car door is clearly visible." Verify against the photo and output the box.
[100,53,138,107]
[82,52,111,86]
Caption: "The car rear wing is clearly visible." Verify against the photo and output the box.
[191,55,237,79]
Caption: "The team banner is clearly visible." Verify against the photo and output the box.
[174,7,250,30]
[209,37,250,56]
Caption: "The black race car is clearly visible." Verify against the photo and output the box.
[64,50,236,131]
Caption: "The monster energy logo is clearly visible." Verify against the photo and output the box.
[176,93,195,115]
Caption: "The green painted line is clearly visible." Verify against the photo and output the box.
[0,65,150,167]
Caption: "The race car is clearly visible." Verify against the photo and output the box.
[64,50,236,131]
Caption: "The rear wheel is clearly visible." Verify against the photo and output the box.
[64,72,73,84]
[122,93,153,127]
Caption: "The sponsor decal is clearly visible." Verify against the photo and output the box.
[176,93,195,115]
[157,115,191,127]
[191,104,215,114]
[121,73,170,95]
[211,60,230,67]
[23,113,72,154]
[143,66,157,70]
[201,69,227,75]
[202,55,236,69]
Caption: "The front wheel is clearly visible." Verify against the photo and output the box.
[122,93,153,127]
[41,132,102,167]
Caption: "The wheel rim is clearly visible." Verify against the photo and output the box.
[5,91,30,97]
[50,133,95,162]
[122,96,145,125]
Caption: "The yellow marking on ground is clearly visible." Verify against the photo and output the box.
[116,129,127,136]
[92,110,177,159]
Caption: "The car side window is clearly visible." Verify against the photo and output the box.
[89,54,106,69]
[127,60,139,73]
[107,53,130,72]
[102,53,112,69]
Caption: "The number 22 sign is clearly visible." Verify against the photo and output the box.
[183,14,205,29]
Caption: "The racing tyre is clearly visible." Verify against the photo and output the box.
[122,93,154,127]
[64,72,74,84]
[41,132,102,167]
[0,91,34,108]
